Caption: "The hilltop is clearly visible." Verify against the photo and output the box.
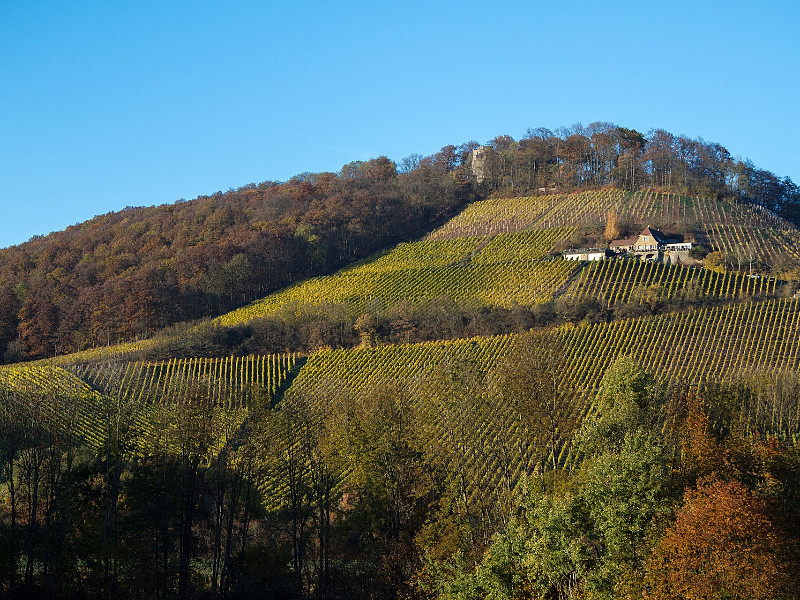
[2,122,799,365]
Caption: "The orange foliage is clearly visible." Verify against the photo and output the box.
[645,477,789,600]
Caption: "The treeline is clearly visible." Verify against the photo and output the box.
[2,347,799,599]
[474,122,800,221]
[136,280,776,361]
[0,152,477,362]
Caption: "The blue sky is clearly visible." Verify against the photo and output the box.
[1,1,798,249]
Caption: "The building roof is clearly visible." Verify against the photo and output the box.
[640,227,669,244]
[610,237,637,247]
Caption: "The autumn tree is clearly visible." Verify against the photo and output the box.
[645,477,793,600]
[330,382,430,595]
[604,209,621,242]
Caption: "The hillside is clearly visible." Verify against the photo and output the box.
[217,190,798,324]
[3,133,800,598]
[7,187,800,489]
[0,154,475,361]
[14,188,799,367]
[3,122,800,366]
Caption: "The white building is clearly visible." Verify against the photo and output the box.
[564,248,608,261]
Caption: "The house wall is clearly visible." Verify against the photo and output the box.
[565,251,606,261]
[665,250,691,265]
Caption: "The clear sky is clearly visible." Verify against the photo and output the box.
[1,1,798,249]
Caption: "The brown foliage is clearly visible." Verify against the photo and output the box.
[1,154,476,361]
[605,209,621,242]
[645,477,791,600]
[666,389,725,483]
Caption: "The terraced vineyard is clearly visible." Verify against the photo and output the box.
[428,190,797,240]
[217,228,577,325]
[565,257,779,305]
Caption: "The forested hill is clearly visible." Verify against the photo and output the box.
[0,155,477,361]
[2,122,799,363]
[4,125,800,600]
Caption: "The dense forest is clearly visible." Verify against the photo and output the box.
[1,122,798,363]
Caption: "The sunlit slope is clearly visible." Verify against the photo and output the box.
[1,354,300,461]
[429,190,800,265]
[0,364,116,449]
[565,259,779,305]
[217,227,578,325]
[70,353,298,410]
[287,297,800,427]
[267,297,800,508]
[219,190,800,326]
[42,339,157,367]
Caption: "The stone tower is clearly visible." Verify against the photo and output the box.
[471,147,487,183]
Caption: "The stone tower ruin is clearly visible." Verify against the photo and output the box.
[470,147,487,184]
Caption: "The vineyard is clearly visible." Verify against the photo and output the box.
[4,298,800,512]
[427,190,797,240]
[40,338,158,367]
[217,228,578,325]
[216,190,799,328]
[0,364,110,449]
[707,223,800,263]
[70,353,299,410]
[285,297,800,421]
[5,189,798,487]
[0,353,299,456]
[260,296,800,505]
[565,257,779,305]
[275,334,552,509]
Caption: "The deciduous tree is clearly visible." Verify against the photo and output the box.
[645,477,792,600]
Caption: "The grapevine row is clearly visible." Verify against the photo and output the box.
[72,353,298,410]
[566,258,779,304]
[274,298,800,503]
[427,190,799,243]
[218,230,577,325]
